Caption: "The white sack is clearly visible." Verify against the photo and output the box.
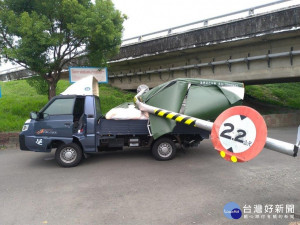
[106,105,149,120]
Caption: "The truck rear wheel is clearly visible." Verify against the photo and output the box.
[152,137,176,161]
[55,143,83,167]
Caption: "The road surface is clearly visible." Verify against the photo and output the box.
[0,126,299,225]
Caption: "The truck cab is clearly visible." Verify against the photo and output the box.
[20,95,99,163]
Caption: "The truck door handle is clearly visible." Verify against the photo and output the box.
[64,122,71,127]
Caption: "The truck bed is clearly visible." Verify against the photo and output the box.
[98,119,149,135]
[97,119,210,138]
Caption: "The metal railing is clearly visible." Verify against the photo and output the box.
[109,49,300,78]
[122,0,293,45]
[0,65,25,75]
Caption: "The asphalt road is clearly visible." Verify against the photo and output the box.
[0,126,299,225]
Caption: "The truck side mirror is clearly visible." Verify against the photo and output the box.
[41,113,49,120]
[30,112,38,120]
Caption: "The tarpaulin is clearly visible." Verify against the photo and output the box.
[144,81,188,139]
[141,78,244,139]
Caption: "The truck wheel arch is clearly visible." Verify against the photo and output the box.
[72,137,84,151]
[151,134,180,148]
[49,140,65,150]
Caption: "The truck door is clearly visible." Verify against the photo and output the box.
[35,97,76,138]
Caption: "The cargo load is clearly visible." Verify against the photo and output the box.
[137,78,244,139]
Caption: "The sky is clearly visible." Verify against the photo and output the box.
[112,0,299,40]
[0,0,299,72]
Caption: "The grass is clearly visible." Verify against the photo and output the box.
[245,83,300,109]
[98,84,135,113]
[0,79,135,132]
[0,79,48,132]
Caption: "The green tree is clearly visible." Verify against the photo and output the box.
[0,0,125,99]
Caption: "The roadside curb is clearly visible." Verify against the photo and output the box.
[263,111,300,128]
[0,132,19,149]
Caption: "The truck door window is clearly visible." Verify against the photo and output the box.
[73,97,85,121]
[95,97,102,119]
[43,98,75,115]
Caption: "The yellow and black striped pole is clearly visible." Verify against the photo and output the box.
[134,91,213,132]
[154,109,197,127]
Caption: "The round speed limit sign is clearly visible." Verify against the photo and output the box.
[211,106,267,162]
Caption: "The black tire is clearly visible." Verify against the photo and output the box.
[152,137,176,161]
[55,143,83,167]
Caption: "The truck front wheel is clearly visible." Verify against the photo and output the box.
[152,137,176,161]
[55,143,83,167]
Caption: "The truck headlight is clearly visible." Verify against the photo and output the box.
[22,124,29,131]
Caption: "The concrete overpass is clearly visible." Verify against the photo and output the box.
[109,5,300,89]
[1,4,300,90]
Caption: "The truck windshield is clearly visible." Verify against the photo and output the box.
[43,98,75,115]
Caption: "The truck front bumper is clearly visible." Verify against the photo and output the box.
[19,133,51,152]
[19,134,29,151]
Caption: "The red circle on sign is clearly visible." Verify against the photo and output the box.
[211,106,267,162]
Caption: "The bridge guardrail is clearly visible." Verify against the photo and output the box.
[121,0,295,46]
[109,49,300,78]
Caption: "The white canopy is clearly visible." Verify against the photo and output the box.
[61,75,99,96]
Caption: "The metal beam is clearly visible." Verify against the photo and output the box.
[109,50,300,78]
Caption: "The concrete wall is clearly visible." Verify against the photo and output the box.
[109,35,300,89]
[108,6,300,90]
[0,133,19,148]
[113,6,300,60]
[263,111,300,128]
[0,69,34,82]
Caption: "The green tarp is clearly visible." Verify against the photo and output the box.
[141,78,244,139]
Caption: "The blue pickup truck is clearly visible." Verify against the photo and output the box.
[19,94,209,167]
